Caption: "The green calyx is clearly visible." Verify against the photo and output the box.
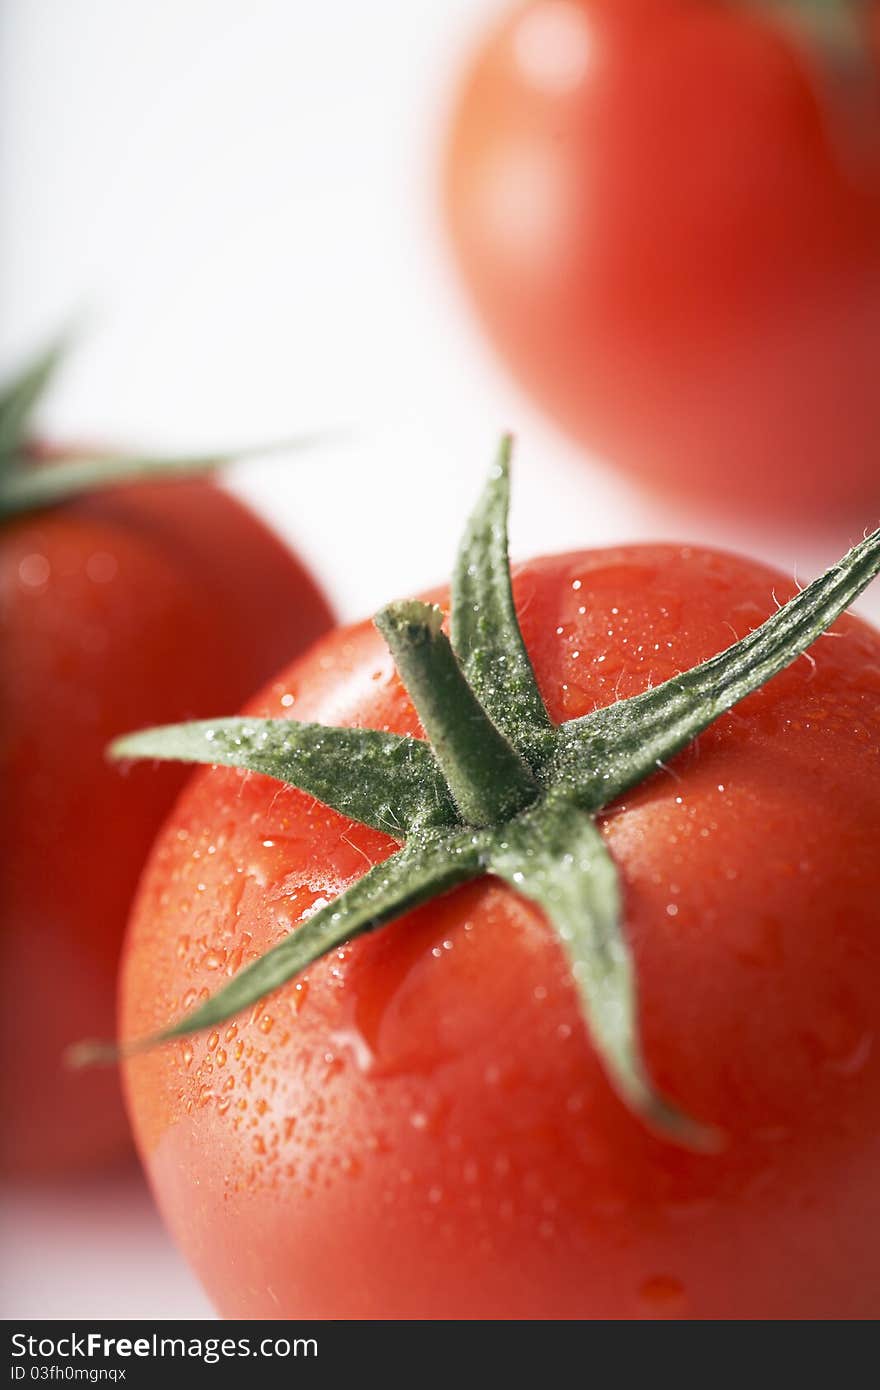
[0,336,322,519]
[107,439,880,1149]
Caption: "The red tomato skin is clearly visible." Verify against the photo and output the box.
[444,0,880,519]
[1,480,333,1174]
[121,544,880,1319]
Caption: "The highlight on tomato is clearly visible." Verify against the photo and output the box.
[113,439,880,1318]
[443,0,880,520]
[0,340,334,1174]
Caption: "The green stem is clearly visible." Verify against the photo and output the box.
[375,600,539,827]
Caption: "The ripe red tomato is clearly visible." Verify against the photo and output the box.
[444,0,880,519]
[1,478,332,1174]
[121,544,880,1318]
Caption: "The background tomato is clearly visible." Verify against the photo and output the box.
[1,478,332,1174]
[121,544,880,1318]
[444,0,880,520]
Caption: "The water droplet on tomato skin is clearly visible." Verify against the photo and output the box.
[18,552,50,588]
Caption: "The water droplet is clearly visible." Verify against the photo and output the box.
[19,553,50,587]
[86,551,117,583]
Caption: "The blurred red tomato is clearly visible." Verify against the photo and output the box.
[1,477,332,1174]
[444,0,880,519]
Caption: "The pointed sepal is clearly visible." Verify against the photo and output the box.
[557,526,880,811]
[0,335,68,469]
[111,717,458,838]
[488,790,719,1150]
[451,437,555,771]
[0,435,325,519]
[102,826,488,1055]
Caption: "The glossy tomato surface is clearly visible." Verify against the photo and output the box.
[1,479,332,1174]
[444,0,880,519]
[121,544,880,1318]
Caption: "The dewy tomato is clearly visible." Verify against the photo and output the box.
[119,448,880,1319]
[443,0,880,519]
[0,350,333,1173]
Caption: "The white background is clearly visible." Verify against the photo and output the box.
[2,0,877,1320]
